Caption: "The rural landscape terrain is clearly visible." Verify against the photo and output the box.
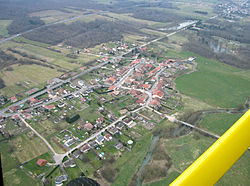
[0,0,249,185]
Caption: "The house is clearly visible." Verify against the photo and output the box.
[104,133,112,141]
[105,77,116,85]
[116,122,124,130]
[148,67,161,77]
[58,102,65,108]
[142,84,150,90]
[64,138,76,148]
[63,159,76,168]
[70,84,76,89]
[31,99,43,107]
[78,80,85,87]
[153,90,164,99]
[89,141,98,148]
[80,144,91,153]
[55,175,67,185]
[30,97,36,103]
[114,143,123,150]
[96,118,104,125]
[72,150,81,158]
[84,123,93,131]
[10,96,17,103]
[108,85,116,91]
[36,159,47,167]
[9,106,19,113]
[26,88,39,95]
[108,127,118,135]
[95,135,105,145]
[44,104,55,110]
[136,98,145,106]
[149,99,160,108]
[112,90,120,96]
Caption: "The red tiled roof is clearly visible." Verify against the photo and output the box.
[150,99,160,106]
[11,97,17,101]
[105,133,111,139]
[44,104,55,110]
[153,90,164,98]
[37,159,47,166]
[142,84,150,89]
[84,123,93,130]
[30,97,36,102]
[109,85,116,91]
[136,98,145,104]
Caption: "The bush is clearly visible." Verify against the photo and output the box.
[66,114,80,124]
[101,166,118,183]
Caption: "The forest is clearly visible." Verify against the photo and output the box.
[24,19,139,48]
[183,34,250,69]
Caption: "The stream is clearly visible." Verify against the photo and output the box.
[136,106,248,185]
[136,125,188,186]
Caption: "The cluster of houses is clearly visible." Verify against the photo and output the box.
[99,57,190,110]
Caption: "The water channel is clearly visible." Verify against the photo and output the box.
[136,106,248,185]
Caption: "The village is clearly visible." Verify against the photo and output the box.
[0,40,196,185]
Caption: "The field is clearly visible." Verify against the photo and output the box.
[10,132,50,163]
[175,52,250,108]
[145,171,180,186]
[179,94,215,113]
[165,132,216,172]
[29,10,80,24]
[112,132,153,186]
[23,152,54,176]
[111,120,174,185]
[216,151,250,186]
[0,140,41,186]
[165,131,250,185]
[0,20,11,38]
[198,113,244,135]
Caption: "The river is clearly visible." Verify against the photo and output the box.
[136,106,247,185]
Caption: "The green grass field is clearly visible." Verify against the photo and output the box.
[112,120,174,186]
[11,132,50,163]
[198,113,243,135]
[175,52,250,108]
[165,132,216,172]
[0,20,11,37]
[112,132,153,186]
[145,171,180,186]
[23,152,54,176]
[0,141,40,186]
[216,151,250,186]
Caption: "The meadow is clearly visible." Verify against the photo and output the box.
[198,113,244,135]
[0,20,11,38]
[175,52,250,108]
[165,132,215,172]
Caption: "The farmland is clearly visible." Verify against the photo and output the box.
[198,113,243,135]
[175,53,250,108]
